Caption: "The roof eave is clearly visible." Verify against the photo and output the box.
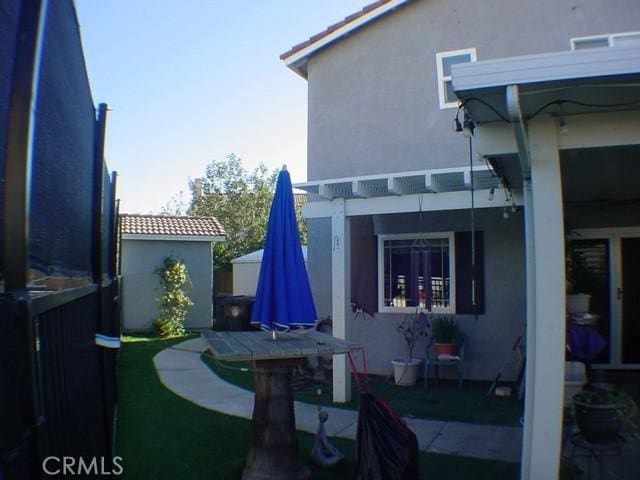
[452,45,640,123]
[286,58,309,79]
[122,233,226,242]
[281,0,411,79]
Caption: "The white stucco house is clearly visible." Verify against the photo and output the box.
[280,0,640,478]
[119,214,225,331]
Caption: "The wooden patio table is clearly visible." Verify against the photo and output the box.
[203,330,358,480]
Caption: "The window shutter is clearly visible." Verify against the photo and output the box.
[455,231,485,314]
[350,217,377,316]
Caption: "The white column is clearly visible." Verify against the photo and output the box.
[520,172,536,479]
[331,198,351,402]
[522,116,566,480]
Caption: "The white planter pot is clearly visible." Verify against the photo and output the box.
[567,294,591,313]
[391,358,422,386]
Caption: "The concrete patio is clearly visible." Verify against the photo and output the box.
[153,336,522,463]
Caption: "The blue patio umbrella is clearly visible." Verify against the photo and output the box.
[251,167,317,332]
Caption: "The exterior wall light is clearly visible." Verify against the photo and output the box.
[559,117,569,136]
[462,113,475,138]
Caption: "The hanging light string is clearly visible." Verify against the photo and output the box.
[468,129,478,320]
[410,194,429,311]
[454,96,640,126]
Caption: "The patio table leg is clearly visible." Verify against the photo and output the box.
[242,359,310,480]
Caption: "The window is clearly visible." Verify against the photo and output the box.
[435,48,476,109]
[378,233,455,313]
[571,31,640,50]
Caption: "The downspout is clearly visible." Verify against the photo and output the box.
[506,85,536,480]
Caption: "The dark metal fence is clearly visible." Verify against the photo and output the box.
[0,1,120,478]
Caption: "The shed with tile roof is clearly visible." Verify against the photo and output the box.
[119,214,225,330]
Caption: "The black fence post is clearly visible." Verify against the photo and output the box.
[92,103,108,286]
[92,103,117,459]
[116,198,122,278]
[110,172,119,281]
[2,0,48,477]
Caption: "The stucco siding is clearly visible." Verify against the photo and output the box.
[307,218,334,319]
[309,208,526,379]
[348,209,525,379]
[306,0,640,181]
[121,239,213,330]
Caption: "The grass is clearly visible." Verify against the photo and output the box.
[202,354,523,427]
[116,334,520,479]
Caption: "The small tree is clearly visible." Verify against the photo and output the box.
[155,256,193,337]
[396,311,430,361]
[189,153,307,271]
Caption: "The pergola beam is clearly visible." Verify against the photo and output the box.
[302,189,520,219]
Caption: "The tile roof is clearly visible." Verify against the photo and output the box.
[120,214,225,238]
[280,0,408,62]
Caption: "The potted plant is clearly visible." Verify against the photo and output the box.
[391,311,430,386]
[572,384,638,443]
[431,315,462,356]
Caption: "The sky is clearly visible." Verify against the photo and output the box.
[74,0,367,214]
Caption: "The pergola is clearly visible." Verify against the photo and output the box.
[295,164,516,403]
[452,44,640,479]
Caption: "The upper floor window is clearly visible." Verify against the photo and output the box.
[378,233,456,314]
[435,48,476,109]
[571,31,640,50]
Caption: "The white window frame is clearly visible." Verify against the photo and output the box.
[377,232,456,314]
[435,48,477,109]
[570,31,640,50]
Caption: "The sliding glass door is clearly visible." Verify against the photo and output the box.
[571,228,640,368]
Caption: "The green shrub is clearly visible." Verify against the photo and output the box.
[154,256,193,337]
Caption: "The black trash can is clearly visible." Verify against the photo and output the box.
[213,294,255,331]
[213,294,233,331]
[224,296,255,331]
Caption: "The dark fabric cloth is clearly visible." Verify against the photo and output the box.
[356,393,419,480]
[29,0,97,278]
[566,324,607,360]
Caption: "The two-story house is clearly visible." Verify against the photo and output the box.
[281,1,639,477]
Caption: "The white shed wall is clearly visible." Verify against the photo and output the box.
[121,239,213,330]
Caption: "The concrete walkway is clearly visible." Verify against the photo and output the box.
[153,337,522,463]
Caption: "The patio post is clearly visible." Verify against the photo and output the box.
[522,116,566,479]
[331,198,352,402]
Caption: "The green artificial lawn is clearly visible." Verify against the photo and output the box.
[202,354,523,427]
[116,334,520,479]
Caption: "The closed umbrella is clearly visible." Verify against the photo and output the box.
[251,167,317,333]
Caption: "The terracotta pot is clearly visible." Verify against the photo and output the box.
[435,343,456,356]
